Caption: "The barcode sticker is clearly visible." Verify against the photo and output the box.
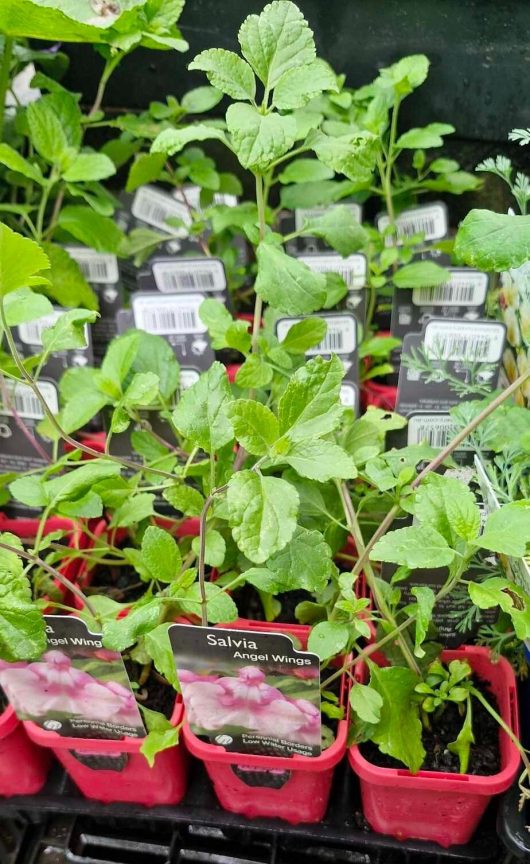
[0,380,58,419]
[180,369,200,390]
[66,247,119,284]
[340,382,358,410]
[298,253,367,290]
[276,314,357,355]
[424,320,505,362]
[152,259,226,293]
[132,293,207,335]
[132,186,191,235]
[412,269,488,307]
[18,311,63,346]
[295,203,362,231]
[407,414,471,449]
[377,203,448,243]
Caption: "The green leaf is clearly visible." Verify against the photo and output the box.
[367,664,425,773]
[26,97,70,165]
[142,526,182,583]
[477,501,530,557]
[3,288,53,326]
[172,361,234,454]
[144,623,179,689]
[43,461,119,506]
[238,0,316,89]
[227,470,298,563]
[189,49,256,101]
[41,309,97,353]
[126,153,166,193]
[350,683,383,724]
[308,129,379,184]
[448,696,474,774]
[0,144,44,184]
[0,534,46,661]
[468,577,530,640]
[109,493,156,528]
[0,224,49,297]
[9,477,47,508]
[370,525,455,569]
[392,261,450,289]
[273,59,338,109]
[140,710,179,768]
[301,205,368,256]
[103,600,161,653]
[226,400,279,455]
[226,103,296,172]
[180,582,238,624]
[282,439,357,481]
[151,124,228,157]
[57,206,125,254]
[278,355,344,442]
[235,354,273,388]
[280,318,327,354]
[163,484,204,516]
[396,123,455,149]
[199,298,236,350]
[454,210,530,272]
[122,372,160,408]
[413,473,481,545]
[131,331,180,401]
[181,86,223,114]
[379,54,430,96]
[100,331,140,392]
[410,586,435,658]
[41,244,98,311]
[192,529,226,567]
[255,243,327,315]
[267,527,333,593]
[62,152,116,182]
[0,0,106,41]
[307,620,349,661]
[278,159,333,184]
[58,490,103,519]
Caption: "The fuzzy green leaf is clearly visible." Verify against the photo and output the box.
[454,210,530,271]
[226,103,296,172]
[477,501,530,557]
[308,620,349,661]
[278,159,333,184]
[0,224,49,297]
[301,205,368,256]
[235,354,273,388]
[350,683,383,724]
[41,244,98,311]
[396,123,455,149]
[280,318,328,354]
[255,243,327,314]
[57,206,125,254]
[189,49,256,101]
[172,361,234,454]
[151,124,228,157]
[273,59,338,109]
[192,529,226,567]
[227,470,298,563]
[41,309,97,353]
[226,400,279,455]
[163,484,204,516]
[278,355,344,442]
[370,525,455,569]
[308,129,379,184]
[179,583,238,624]
[282,439,357,481]
[144,623,179,690]
[109,493,156,528]
[62,152,116,182]
[410,586,435,658]
[367,664,425,773]
[142,526,182,583]
[0,144,44,184]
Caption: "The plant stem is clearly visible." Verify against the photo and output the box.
[198,484,228,626]
[0,540,97,619]
[337,480,421,675]
[0,374,51,463]
[0,37,13,144]
[251,173,266,355]
[88,52,124,119]
[470,685,530,786]
[346,366,530,589]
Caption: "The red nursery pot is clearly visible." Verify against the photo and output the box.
[0,705,52,796]
[182,620,349,824]
[348,646,520,847]
[362,379,398,411]
[23,698,188,806]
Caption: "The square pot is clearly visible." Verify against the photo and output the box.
[182,621,349,824]
[348,645,520,847]
[0,705,51,796]
[23,697,188,806]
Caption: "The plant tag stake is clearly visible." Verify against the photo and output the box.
[275,312,360,413]
[0,616,145,740]
[169,624,322,757]
[376,201,448,244]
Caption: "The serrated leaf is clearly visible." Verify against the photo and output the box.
[199,298,235,350]
[413,473,481,545]
[255,243,327,315]
[282,439,357,481]
[410,586,435,658]
[3,288,53,326]
[109,493,156,528]
[179,582,238,624]
[307,620,349,661]
[103,600,161,653]
[273,59,337,109]
[26,97,70,165]
[267,527,333,593]
[0,533,46,661]
[226,400,279,455]
[235,354,273,388]
[226,102,296,172]
[0,224,49,297]
[181,86,223,114]
[189,49,256,101]
[172,362,234,454]
[163,484,204,516]
[227,470,298,563]
[151,124,228,156]
[367,664,425,773]
[454,210,530,272]
[468,577,530,640]
[278,355,344,442]
[308,129,379,184]
[238,0,316,89]
[301,205,368,256]
[142,526,182,583]
[41,309,97,353]
[144,623,179,689]
[477,501,530,557]
[370,525,455,569]
[280,318,327,354]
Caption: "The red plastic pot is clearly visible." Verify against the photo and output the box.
[348,645,520,847]
[183,621,349,823]
[0,705,52,796]
[362,379,398,411]
[24,697,188,806]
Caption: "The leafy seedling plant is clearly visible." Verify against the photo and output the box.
[1,1,530,780]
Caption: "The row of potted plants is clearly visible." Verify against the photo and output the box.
[0,0,529,851]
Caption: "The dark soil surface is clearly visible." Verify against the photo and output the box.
[360,679,501,776]
[235,584,311,623]
[124,659,175,721]
[88,563,146,603]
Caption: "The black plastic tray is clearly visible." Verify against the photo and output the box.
[2,759,502,863]
[498,782,530,862]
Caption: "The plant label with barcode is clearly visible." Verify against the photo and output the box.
[131,185,192,236]
[424,319,505,363]
[294,202,363,231]
[377,201,448,244]
[0,379,61,478]
[169,623,322,758]
[138,256,227,296]
[0,616,145,740]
